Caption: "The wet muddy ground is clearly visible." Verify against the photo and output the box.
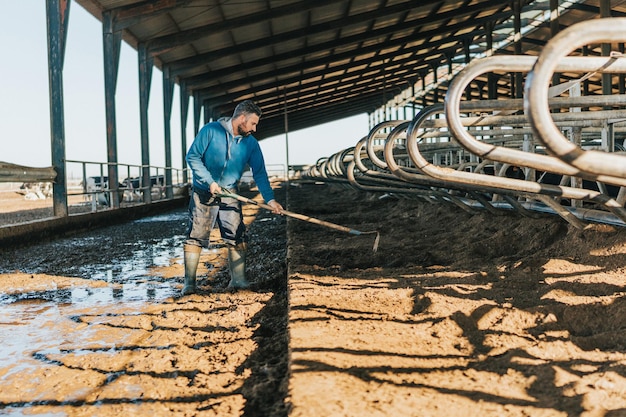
[3,182,626,416]
[0,189,288,416]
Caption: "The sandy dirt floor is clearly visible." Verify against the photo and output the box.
[2,182,626,416]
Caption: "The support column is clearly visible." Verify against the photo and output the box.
[550,0,561,88]
[179,81,190,184]
[102,10,122,208]
[485,21,496,99]
[193,92,202,135]
[617,42,626,94]
[46,0,70,217]
[430,63,439,104]
[410,81,416,119]
[463,38,472,101]
[600,0,613,102]
[138,44,153,203]
[283,88,290,183]
[163,67,174,198]
[420,71,428,108]
[512,0,523,98]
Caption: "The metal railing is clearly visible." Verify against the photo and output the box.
[525,18,626,179]
[301,18,626,229]
[65,159,189,211]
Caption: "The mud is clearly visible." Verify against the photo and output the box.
[0,189,288,416]
[2,182,626,416]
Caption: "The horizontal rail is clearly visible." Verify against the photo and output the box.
[0,162,57,183]
[444,55,626,186]
[301,18,626,229]
[525,18,626,179]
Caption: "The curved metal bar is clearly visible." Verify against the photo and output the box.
[382,121,462,188]
[353,137,431,189]
[326,152,343,177]
[325,145,355,178]
[445,55,626,186]
[406,105,626,225]
[365,120,408,169]
[379,121,525,214]
[382,121,530,216]
[350,135,477,211]
[344,158,479,213]
[525,18,626,178]
[352,137,372,174]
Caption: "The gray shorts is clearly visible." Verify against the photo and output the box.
[185,190,246,248]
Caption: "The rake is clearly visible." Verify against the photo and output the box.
[218,191,380,253]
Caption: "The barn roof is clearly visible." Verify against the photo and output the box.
[73,0,626,139]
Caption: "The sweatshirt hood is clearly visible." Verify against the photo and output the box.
[218,117,234,136]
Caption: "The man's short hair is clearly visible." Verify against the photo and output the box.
[233,100,262,118]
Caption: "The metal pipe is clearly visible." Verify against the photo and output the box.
[363,124,524,214]
[365,120,407,170]
[525,18,626,179]
[344,159,476,213]
[445,55,626,186]
[406,105,626,225]
[0,163,57,183]
[465,198,626,228]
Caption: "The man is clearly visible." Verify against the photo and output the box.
[182,100,283,295]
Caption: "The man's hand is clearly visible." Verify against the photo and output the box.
[210,182,223,196]
[267,200,283,214]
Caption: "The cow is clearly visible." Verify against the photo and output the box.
[18,182,52,200]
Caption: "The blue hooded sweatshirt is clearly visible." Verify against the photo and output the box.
[186,117,275,203]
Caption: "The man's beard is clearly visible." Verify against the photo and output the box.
[237,125,251,137]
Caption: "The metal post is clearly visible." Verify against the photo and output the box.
[617,42,626,94]
[463,39,472,101]
[102,10,121,208]
[46,0,70,217]
[163,67,174,199]
[193,92,202,135]
[550,0,560,88]
[431,63,439,104]
[138,44,153,203]
[485,21,496,99]
[179,80,189,184]
[283,88,290,183]
[569,82,583,208]
[513,0,523,98]
[600,0,613,104]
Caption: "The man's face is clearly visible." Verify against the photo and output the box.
[236,114,260,137]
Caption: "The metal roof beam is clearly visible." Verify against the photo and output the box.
[183,9,514,92]
[202,19,492,97]
[210,66,416,121]
[178,0,512,85]
[145,0,340,54]
[198,47,448,111]
[255,93,383,139]
[168,0,438,76]
[108,0,192,31]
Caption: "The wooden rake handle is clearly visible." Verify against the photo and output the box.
[218,191,380,252]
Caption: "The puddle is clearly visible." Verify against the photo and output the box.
[0,210,189,405]
[0,193,286,416]
[133,212,187,223]
[85,236,185,282]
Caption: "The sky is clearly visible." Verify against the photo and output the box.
[0,2,369,178]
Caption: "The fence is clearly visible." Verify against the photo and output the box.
[302,19,626,230]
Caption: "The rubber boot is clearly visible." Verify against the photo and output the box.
[181,244,201,295]
[227,243,249,289]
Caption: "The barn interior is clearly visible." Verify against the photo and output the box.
[3,1,626,416]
